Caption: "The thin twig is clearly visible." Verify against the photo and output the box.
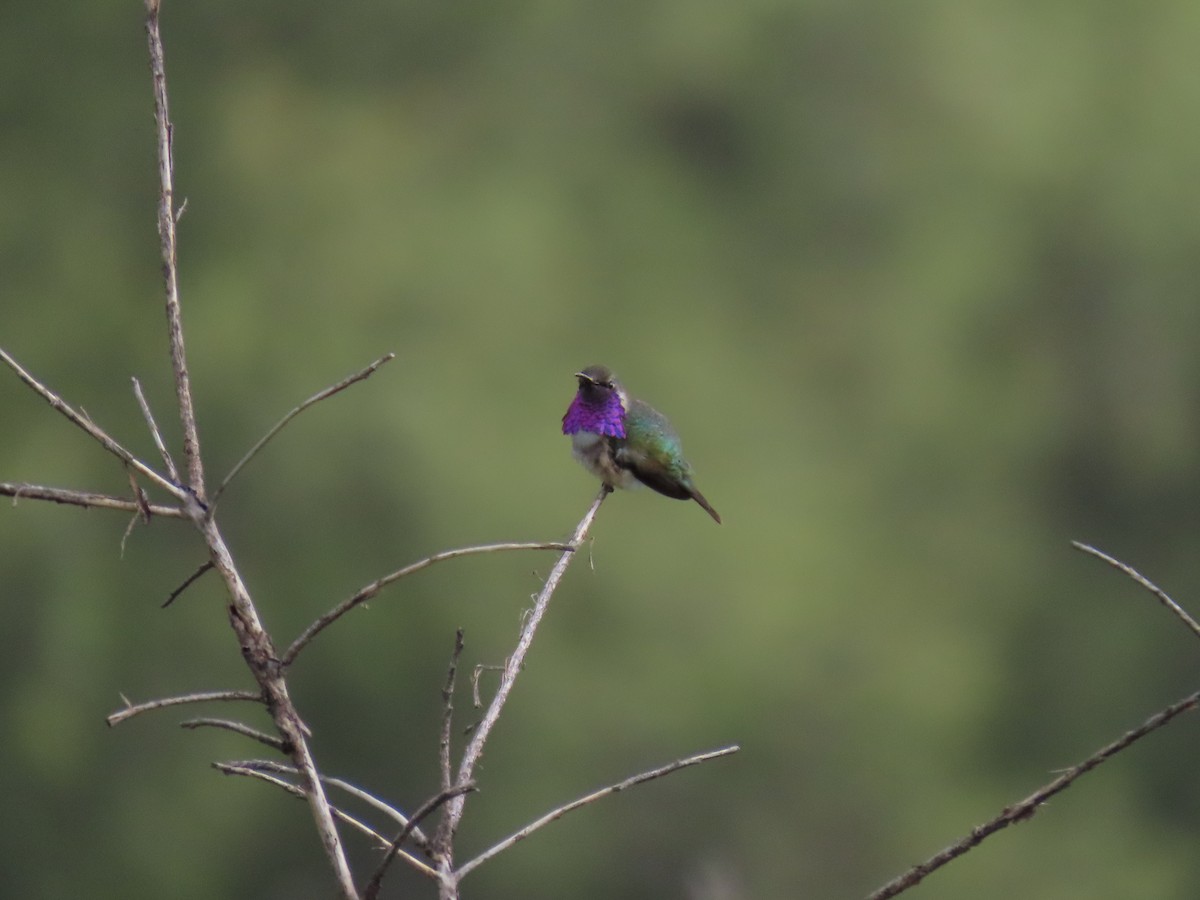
[364,782,477,900]
[132,376,180,483]
[127,468,152,523]
[865,689,1200,900]
[456,744,740,880]
[323,777,433,845]
[236,760,435,849]
[282,542,574,666]
[119,470,153,555]
[145,0,204,500]
[213,763,435,878]
[212,352,396,504]
[162,560,215,608]
[0,349,184,499]
[432,631,466,862]
[181,718,288,751]
[1071,541,1200,642]
[441,631,465,796]
[107,689,262,727]
[120,510,141,558]
[1,481,185,517]
[441,487,609,843]
[470,664,503,709]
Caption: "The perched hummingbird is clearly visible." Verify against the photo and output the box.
[562,365,721,524]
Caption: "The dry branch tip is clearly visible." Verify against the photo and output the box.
[1071,540,1200,641]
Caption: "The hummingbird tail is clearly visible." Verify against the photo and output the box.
[691,489,722,524]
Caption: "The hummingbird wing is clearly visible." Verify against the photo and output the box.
[616,399,722,523]
[615,400,695,501]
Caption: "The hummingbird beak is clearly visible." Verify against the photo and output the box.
[574,372,593,385]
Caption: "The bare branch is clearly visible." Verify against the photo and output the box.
[144,14,359,878]
[143,5,356,884]
[132,376,180,483]
[364,782,477,900]
[0,349,183,499]
[457,744,740,880]
[213,352,396,504]
[1071,541,1200,642]
[441,487,609,841]
[162,560,215,608]
[144,0,204,500]
[213,763,436,878]
[181,718,287,751]
[107,689,262,727]
[1,482,185,518]
[198,517,355,895]
[282,541,574,666]
[865,689,1200,900]
[235,760,435,851]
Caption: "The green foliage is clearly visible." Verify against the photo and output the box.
[4,1,1200,897]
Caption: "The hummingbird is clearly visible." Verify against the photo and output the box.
[561,365,721,523]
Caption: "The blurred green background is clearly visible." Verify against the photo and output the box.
[4,1,1200,897]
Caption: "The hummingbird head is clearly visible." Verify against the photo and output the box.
[575,364,618,394]
[575,365,628,409]
[563,365,627,437]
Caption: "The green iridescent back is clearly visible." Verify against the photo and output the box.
[622,399,693,479]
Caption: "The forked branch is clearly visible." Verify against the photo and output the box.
[132,376,181,483]
[0,349,183,500]
[364,781,477,900]
[439,487,609,847]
